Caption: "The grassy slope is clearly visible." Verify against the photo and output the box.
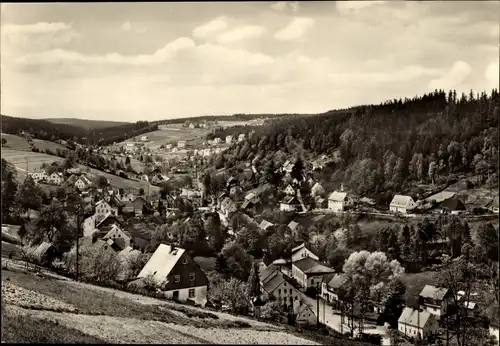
[1,312,107,343]
[1,133,67,152]
[44,118,130,130]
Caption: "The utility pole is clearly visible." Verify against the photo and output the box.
[316,282,320,330]
[76,205,81,281]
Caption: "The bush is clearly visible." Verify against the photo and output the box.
[260,300,284,322]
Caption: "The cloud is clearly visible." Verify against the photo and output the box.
[1,22,79,50]
[15,37,195,66]
[274,17,315,41]
[270,1,299,13]
[192,16,228,39]
[485,61,499,86]
[216,25,266,43]
[121,21,132,31]
[428,61,472,90]
[336,1,387,13]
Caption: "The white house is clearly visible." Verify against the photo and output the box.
[296,304,316,326]
[140,135,148,141]
[321,274,348,309]
[82,215,97,237]
[291,243,319,263]
[137,244,209,307]
[177,141,186,149]
[280,196,301,212]
[292,257,335,289]
[48,172,64,185]
[419,285,454,320]
[390,195,416,214]
[225,135,233,144]
[29,171,49,183]
[398,307,439,340]
[95,200,117,220]
[212,137,221,145]
[328,191,353,212]
[75,175,93,191]
[490,323,499,343]
[238,133,246,142]
[166,143,173,150]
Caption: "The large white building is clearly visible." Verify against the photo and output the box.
[390,195,416,214]
[328,191,353,212]
[291,257,335,289]
[398,307,439,340]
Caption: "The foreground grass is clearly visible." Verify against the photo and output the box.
[1,312,107,344]
[1,269,247,329]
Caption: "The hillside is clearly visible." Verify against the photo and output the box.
[212,89,499,202]
[1,115,157,146]
[44,118,130,130]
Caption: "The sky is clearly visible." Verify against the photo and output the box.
[1,1,499,122]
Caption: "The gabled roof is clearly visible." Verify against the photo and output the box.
[291,242,306,253]
[259,263,279,283]
[328,191,347,202]
[281,196,300,205]
[390,195,414,208]
[419,285,450,301]
[441,196,466,211]
[262,271,285,294]
[425,190,456,204]
[288,221,299,232]
[398,307,433,329]
[293,257,335,275]
[326,274,348,289]
[137,244,185,281]
[259,220,274,230]
[311,182,324,192]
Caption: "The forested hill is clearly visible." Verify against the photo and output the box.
[160,113,304,124]
[1,115,157,146]
[213,89,499,198]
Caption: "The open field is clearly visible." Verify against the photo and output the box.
[1,268,324,345]
[121,127,211,150]
[32,138,68,152]
[1,133,67,152]
[102,154,145,173]
[1,149,65,180]
[44,118,130,130]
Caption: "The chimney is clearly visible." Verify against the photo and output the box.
[170,244,176,253]
[341,183,344,192]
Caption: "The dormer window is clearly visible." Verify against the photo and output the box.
[182,257,187,264]
[174,275,180,283]
[189,273,195,281]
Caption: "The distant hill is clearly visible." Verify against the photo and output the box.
[44,118,130,130]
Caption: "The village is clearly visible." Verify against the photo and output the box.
[1,123,498,345]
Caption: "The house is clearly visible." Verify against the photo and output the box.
[177,141,186,149]
[82,215,97,237]
[137,244,209,307]
[95,213,122,232]
[151,174,170,186]
[424,190,456,205]
[238,133,246,142]
[359,197,376,206]
[259,263,280,284]
[292,257,335,289]
[310,183,325,198]
[419,285,454,320]
[315,197,327,209]
[288,221,300,237]
[75,175,93,191]
[321,273,349,309]
[486,196,499,214]
[166,144,173,150]
[121,192,135,203]
[101,224,131,249]
[291,243,319,263]
[225,135,233,144]
[95,200,118,220]
[280,196,300,212]
[30,171,49,183]
[241,194,261,210]
[284,184,295,196]
[48,172,64,185]
[398,307,439,340]
[296,304,316,326]
[440,196,466,215]
[212,137,221,145]
[490,319,499,343]
[328,191,353,212]
[261,270,302,308]
[124,197,147,216]
[258,220,274,232]
[140,135,148,141]
[390,195,416,214]
[226,176,239,189]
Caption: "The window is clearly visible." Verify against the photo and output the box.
[284,282,287,287]
[290,289,292,294]
[173,291,179,299]
[278,289,281,295]
[188,289,195,298]
[189,273,195,281]
[182,258,188,264]
[174,275,180,283]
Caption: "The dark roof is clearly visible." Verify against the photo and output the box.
[419,285,450,301]
[292,257,335,275]
[281,196,300,205]
[259,264,279,283]
[441,196,466,211]
[326,274,348,289]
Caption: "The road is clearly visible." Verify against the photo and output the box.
[299,292,391,345]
